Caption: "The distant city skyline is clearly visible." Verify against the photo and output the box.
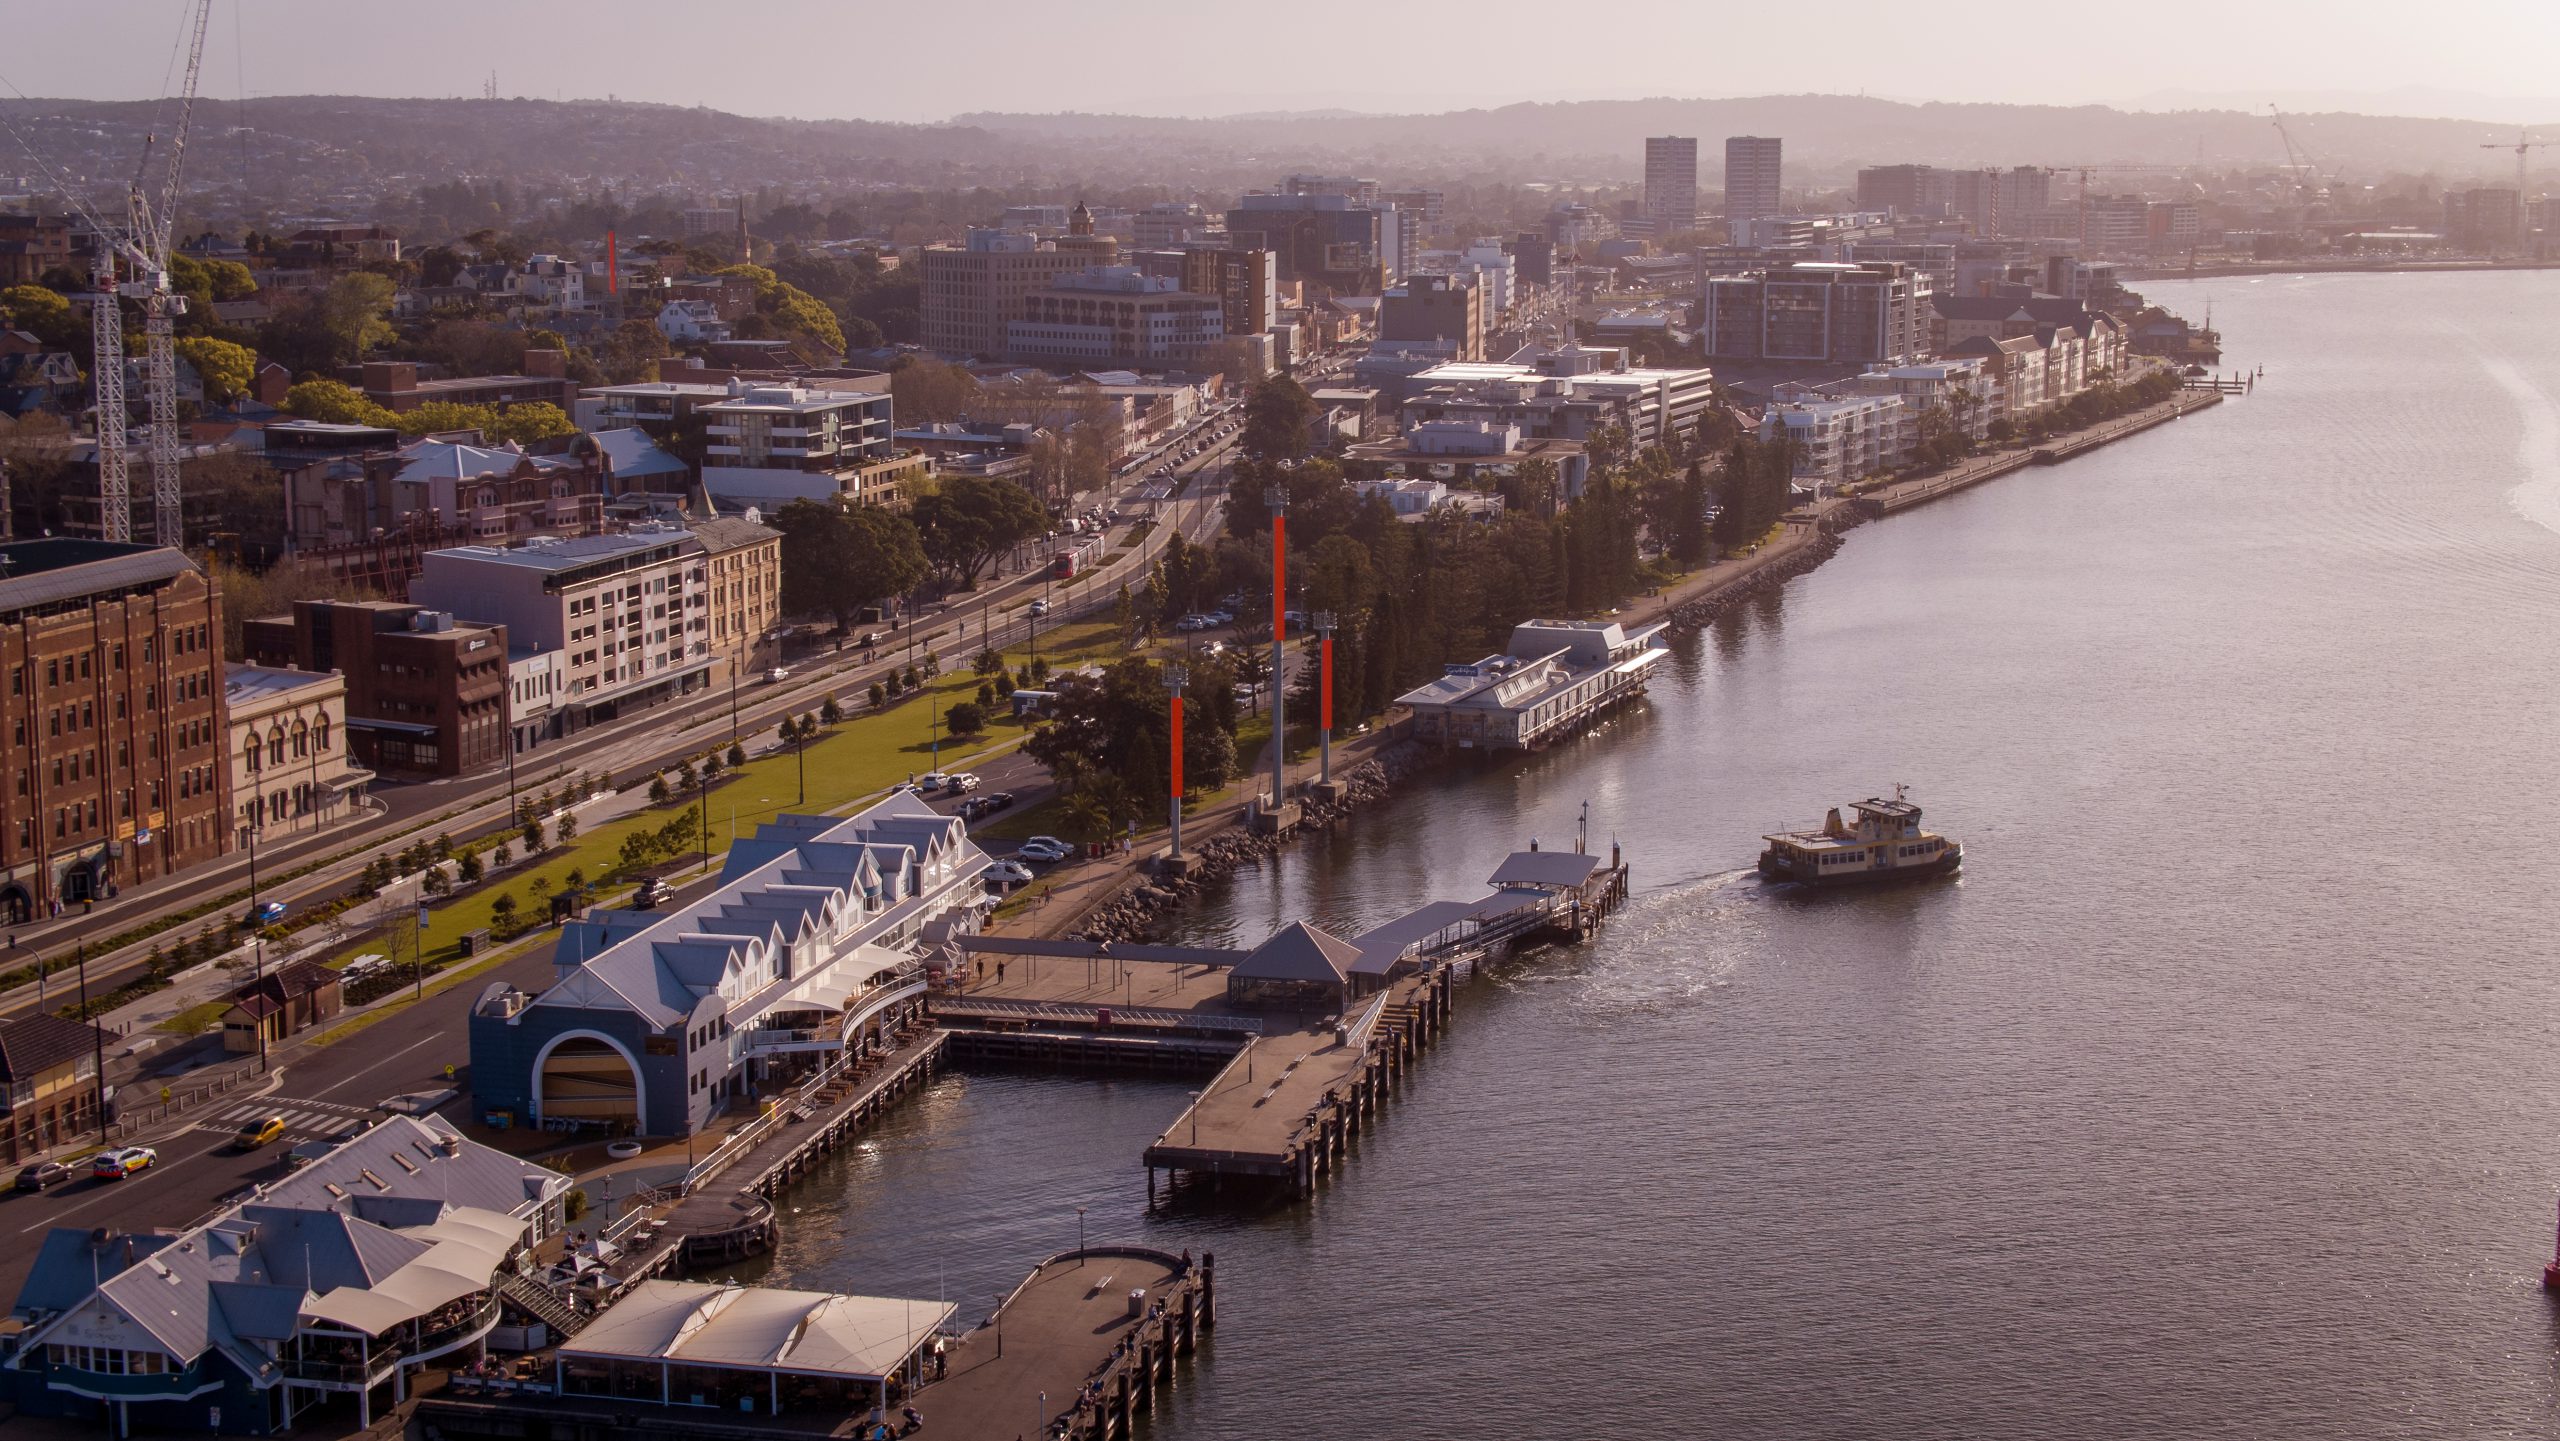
[6,0,2560,128]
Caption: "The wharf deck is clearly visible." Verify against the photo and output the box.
[922,1250,1212,1441]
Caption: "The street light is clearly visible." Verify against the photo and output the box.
[1076,1205,1087,1263]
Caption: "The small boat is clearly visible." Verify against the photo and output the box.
[1759,786,1961,887]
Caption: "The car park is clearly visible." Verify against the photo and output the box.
[92,1146,156,1180]
[1016,837,1073,863]
[232,1115,287,1151]
[1174,615,1210,633]
[14,1160,71,1191]
[946,773,981,794]
[917,772,952,792]
[984,860,1036,887]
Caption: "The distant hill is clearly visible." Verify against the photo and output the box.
[1,92,2542,214]
[955,94,2554,182]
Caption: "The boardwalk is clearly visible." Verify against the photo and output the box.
[923,1251,1207,1441]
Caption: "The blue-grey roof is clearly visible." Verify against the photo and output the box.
[15,1228,177,1315]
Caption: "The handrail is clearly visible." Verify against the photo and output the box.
[1339,993,1392,1053]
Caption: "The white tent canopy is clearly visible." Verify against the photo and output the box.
[560,1280,954,1383]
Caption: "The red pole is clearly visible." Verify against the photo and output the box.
[1169,694,1184,798]
[1320,634,1333,730]
[1270,513,1286,647]
[607,231,619,295]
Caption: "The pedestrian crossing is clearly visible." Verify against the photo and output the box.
[195,1095,379,1141]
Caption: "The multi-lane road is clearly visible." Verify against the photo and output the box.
[1,416,1244,1024]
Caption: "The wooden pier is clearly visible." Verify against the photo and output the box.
[924,1249,1215,1441]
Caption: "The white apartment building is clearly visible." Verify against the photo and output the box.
[1760,390,1910,493]
[656,299,732,344]
[1842,358,1997,442]
[1645,136,1700,233]
[411,527,714,724]
[1403,344,1717,451]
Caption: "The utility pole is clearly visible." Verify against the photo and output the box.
[245,825,266,1070]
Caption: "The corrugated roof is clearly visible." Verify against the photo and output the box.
[0,543,193,619]
[1487,851,1601,890]
[0,1012,109,1080]
[1230,920,1360,984]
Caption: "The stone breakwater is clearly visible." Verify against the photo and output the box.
[1659,530,1846,635]
[1072,741,1437,944]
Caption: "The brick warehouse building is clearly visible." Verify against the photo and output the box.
[0,541,231,923]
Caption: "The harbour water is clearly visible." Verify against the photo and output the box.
[753,271,2560,1437]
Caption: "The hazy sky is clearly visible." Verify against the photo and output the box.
[7,0,2560,124]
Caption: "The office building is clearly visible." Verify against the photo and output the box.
[223,665,371,844]
[919,227,1119,359]
[1997,168,2054,235]
[693,516,784,682]
[1702,260,1930,366]
[241,601,507,779]
[0,541,230,921]
[1180,246,1278,337]
[1007,267,1227,368]
[1226,192,1388,294]
[1513,233,1556,287]
[696,381,910,510]
[467,793,989,1136]
[1400,344,1718,451]
[1724,136,1784,222]
[355,354,578,417]
[1646,136,1700,234]
[1378,272,1485,362]
[2445,188,2522,249]
[1133,202,1221,247]
[407,528,717,727]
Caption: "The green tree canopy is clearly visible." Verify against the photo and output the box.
[174,336,256,405]
[911,475,1047,588]
[0,285,81,352]
[771,498,929,624]
[282,378,397,428]
[1241,375,1318,462]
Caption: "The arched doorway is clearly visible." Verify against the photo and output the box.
[0,884,29,926]
[536,1034,641,1128]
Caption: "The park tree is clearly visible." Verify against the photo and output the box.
[1240,375,1318,462]
[887,356,980,424]
[944,700,986,737]
[911,475,1048,587]
[772,498,928,625]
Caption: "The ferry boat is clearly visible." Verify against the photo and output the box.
[1758,787,1962,887]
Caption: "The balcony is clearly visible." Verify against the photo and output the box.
[283,1345,402,1388]
[39,1362,211,1400]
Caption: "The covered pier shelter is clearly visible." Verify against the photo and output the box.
[555,1280,953,1420]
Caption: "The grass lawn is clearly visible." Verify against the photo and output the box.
[155,999,229,1035]
[310,620,1129,983]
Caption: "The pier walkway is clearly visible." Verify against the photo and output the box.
[923,1250,1211,1441]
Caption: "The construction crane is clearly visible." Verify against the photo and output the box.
[2479,129,2552,253]
[2268,104,2324,208]
[0,1,212,544]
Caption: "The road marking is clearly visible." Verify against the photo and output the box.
[15,1130,227,1233]
[326,1033,443,1098]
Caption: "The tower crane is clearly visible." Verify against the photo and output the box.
[2479,130,2552,253]
[2268,104,2323,208]
[0,1,212,544]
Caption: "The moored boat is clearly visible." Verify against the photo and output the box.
[1759,787,1961,886]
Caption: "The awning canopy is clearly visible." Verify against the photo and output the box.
[559,1279,954,1383]
[302,1286,416,1336]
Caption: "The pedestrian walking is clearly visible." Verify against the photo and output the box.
[997,960,1007,983]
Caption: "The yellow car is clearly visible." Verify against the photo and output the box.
[232,1115,287,1151]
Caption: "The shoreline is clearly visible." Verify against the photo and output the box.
[2124,258,2560,283]
[997,389,2225,943]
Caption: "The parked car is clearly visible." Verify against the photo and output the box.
[980,790,1017,813]
[14,1160,71,1191]
[984,860,1036,887]
[1016,837,1073,863]
[765,667,791,683]
[631,878,673,911]
[1028,598,1051,618]
[245,899,287,927]
[946,773,981,794]
[92,1146,155,1180]
[232,1115,287,1151]
[917,772,952,792]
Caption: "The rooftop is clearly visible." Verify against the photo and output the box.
[560,1280,952,1383]
[223,664,342,706]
